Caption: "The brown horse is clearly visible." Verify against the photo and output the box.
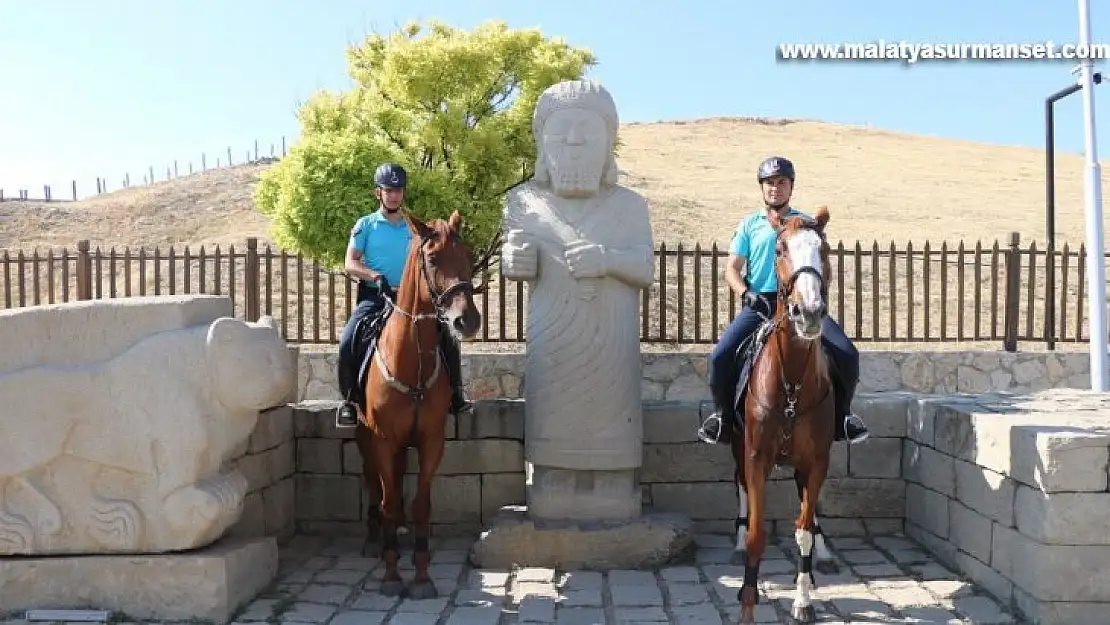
[354,209,481,600]
[731,206,839,624]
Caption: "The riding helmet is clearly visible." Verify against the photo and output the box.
[757,156,795,183]
[374,162,407,189]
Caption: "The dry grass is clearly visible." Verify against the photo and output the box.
[2,116,1107,349]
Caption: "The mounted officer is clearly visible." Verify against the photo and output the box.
[334,162,473,427]
[697,156,869,445]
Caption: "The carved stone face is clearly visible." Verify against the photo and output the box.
[540,108,611,198]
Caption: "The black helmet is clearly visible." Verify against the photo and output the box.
[757,156,795,183]
[374,162,407,188]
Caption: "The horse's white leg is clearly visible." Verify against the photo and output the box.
[792,527,816,621]
[813,515,833,562]
[734,483,748,552]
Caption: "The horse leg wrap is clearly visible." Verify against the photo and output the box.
[737,563,761,603]
[796,528,817,586]
[414,536,430,552]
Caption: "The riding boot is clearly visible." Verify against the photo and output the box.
[438,325,474,416]
[698,378,737,445]
[335,354,360,428]
[833,377,869,444]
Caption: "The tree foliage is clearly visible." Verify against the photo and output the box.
[254,19,597,278]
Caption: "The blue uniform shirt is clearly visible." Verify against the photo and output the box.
[728,207,807,293]
[348,209,413,288]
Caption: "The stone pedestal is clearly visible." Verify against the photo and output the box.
[0,536,278,624]
[528,466,640,522]
[470,505,695,570]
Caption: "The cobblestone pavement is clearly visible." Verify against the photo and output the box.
[0,532,1022,625]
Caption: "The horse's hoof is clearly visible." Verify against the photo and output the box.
[406,579,438,600]
[815,559,839,575]
[730,549,747,565]
[739,605,756,624]
[790,604,817,623]
[380,579,406,597]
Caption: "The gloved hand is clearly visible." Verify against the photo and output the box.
[742,290,761,310]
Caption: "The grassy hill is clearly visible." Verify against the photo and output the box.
[3,116,1105,254]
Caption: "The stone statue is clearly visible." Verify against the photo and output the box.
[501,79,655,522]
[0,299,295,556]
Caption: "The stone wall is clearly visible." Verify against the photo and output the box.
[895,390,1110,625]
[226,404,297,544]
[288,395,908,538]
[295,347,1094,404]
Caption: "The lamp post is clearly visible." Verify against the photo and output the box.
[1045,75,1100,351]
[1077,0,1108,391]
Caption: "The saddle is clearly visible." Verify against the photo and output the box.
[348,304,394,415]
[729,320,844,436]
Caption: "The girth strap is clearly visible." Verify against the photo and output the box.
[373,345,442,399]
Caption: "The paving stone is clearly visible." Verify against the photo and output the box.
[516,567,557,583]
[666,581,711,605]
[519,596,557,623]
[554,607,606,625]
[840,549,890,565]
[467,569,511,588]
[900,605,963,623]
[609,582,664,606]
[351,592,400,611]
[660,565,702,583]
[445,606,502,625]
[561,570,604,590]
[454,588,505,607]
[852,563,905,578]
[670,603,726,624]
[614,607,669,622]
[239,532,1019,625]
[394,597,450,614]
[280,602,338,623]
[952,594,1015,624]
[608,569,657,586]
[330,610,387,625]
[559,588,603,607]
[387,615,440,625]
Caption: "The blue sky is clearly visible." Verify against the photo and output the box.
[2,0,1109,199]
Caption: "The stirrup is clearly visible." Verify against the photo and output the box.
[451,396,475,416]
[697,413,726,445]
[335,401,360,428]
[844,413,869,444]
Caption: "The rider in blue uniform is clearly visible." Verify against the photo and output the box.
[697,156,869,445]
[334,162,473,427]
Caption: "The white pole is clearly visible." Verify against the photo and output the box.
[1078,0,1109,391]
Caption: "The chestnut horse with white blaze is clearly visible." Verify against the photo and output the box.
[354,209,481,600]
[731,206,840,624]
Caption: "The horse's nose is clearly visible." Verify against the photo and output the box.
[817,302,827,317]
[453,316,466,334]
[789,302,802,318]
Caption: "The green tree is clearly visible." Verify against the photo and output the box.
[254,19,597,281]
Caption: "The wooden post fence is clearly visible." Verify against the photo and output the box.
[1003,231,1022,352]
[245,237,260,322]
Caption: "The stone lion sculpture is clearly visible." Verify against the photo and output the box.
[0,313,295,555]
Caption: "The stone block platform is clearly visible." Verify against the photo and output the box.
[0,532,1017,624]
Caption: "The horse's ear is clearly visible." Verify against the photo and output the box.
[813,205,830,234]
[406,212,432,238]
[448,209,463,232]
